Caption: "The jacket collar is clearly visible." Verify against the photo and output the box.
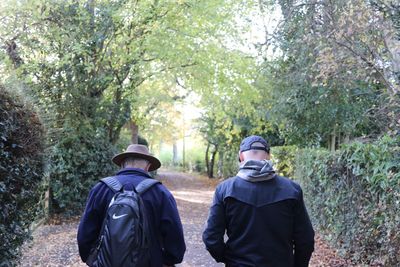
[116,167,152,178]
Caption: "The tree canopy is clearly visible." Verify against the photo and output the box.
[1,0,398,190]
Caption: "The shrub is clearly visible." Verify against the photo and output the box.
[296,136,400,265]
[219,150,239,178]
[186,145,207,173]
[48,122,117,215]
[271,145,298,177]
[0,85,45,266]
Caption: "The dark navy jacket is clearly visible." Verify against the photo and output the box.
[203,176,314,267]
[77,168,186,267]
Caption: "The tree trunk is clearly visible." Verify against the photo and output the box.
[5,40,23,68]
[331,133,336,152]
[205,143,210,177]
[173,140,178,166]
[217,150,224,178]
[182,135,186,169]
[130,119,139,144]
[383,28,400,95]
[209,145,218,178]
[87,0,95,29]
[344,134,350,144]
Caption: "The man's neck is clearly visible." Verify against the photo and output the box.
[123,165,147,171]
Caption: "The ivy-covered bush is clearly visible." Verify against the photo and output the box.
[48,123,116,215]
[271,145,298,177]
[296,136,400,265]
[0,86,45,266]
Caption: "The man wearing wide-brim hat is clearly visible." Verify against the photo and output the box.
[78,144,186,267]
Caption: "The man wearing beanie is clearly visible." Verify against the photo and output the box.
[203,135,314,267]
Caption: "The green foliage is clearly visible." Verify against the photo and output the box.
[2,0,249,213]
[296,136,400,265]
[257,0,399,147]
[198,90,284,178]
[1,0,261,200]
[258,42,383,148]
[0,85,45,266]
[271,145,297,177]
[158,142,206,173]
[48,123,116,214]
[185,145,207,173]
[217,150,240,178]
[115,127,148,152]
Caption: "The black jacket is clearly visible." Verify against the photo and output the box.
[202,176,314,267]
[77,168,186,267]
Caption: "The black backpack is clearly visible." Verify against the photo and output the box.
[86,176,161,267]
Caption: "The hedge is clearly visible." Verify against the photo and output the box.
[295,136,400,265]
[271,145,297,178]
[0,85,45,266]
[48,122,116,215]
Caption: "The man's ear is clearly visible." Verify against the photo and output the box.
[238,152,244,162]
[266,153,271,160]
[145,162,151,172]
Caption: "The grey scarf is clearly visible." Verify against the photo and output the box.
[237,160,276,182]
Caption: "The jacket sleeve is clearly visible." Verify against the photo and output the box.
[293,188,315,267]
[202,185,226,263]
[160,190,186,265]
[77,183,110,263]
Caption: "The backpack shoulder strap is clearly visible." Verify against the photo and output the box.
[136,179,161,195]
[100,176,123,193]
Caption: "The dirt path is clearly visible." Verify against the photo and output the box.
[158,171,222,267]
[20,170,351,267]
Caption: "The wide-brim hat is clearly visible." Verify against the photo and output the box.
[112,144,161,171]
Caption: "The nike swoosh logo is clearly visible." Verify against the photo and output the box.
[112,213,128,219]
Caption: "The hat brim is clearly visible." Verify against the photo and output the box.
[112,152,161,171]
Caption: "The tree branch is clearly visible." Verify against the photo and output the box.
[332,38,394,94]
